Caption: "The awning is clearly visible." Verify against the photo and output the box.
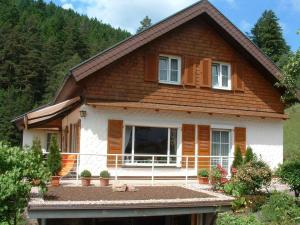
[14,96,81,130]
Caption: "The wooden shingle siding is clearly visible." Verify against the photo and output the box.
[83,19,284,116]
[182,124,195,168]
[234,127,246,155]
[197,125,211,170]
[107,120,123,167]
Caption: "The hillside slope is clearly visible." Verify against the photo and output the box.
[0,0,130,145]
[284,104,300,160]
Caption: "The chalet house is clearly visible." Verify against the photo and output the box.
[15,0,286,180]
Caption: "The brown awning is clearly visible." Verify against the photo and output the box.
[87,101,288,120]
[13,97,81,130]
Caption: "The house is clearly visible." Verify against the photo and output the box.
[14,0,286,179]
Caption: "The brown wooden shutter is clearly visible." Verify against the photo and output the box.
[107,120,123,167]
[182,124,195,168]
[144,53,158,82]
[76,120,81,153]
[69,124,73,152]
[232,63,244,91]
[198,125,211,170]
[183,56,196,86]
[199,58,212,87]
[234,127,246,155]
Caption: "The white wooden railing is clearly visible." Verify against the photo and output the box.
[44,153,234,186]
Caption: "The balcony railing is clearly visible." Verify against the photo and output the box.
[44,153,234,185]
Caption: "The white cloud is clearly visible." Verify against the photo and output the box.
[59,0,198,33]
[240,20,251,32]
[62,3,74,10]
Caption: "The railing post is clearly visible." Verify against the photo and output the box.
[115,154,118,181]
[185,156,189,187]
[151,155,154,186]
[76,154,79,185]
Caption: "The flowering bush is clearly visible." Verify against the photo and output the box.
[234,159,271,194]
[210,164,228,190]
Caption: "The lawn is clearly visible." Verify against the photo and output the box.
[284,103,300,160]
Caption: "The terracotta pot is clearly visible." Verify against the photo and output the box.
[81,178,91,186]
[51,176,61,187]
[198,176,209,184]
[100,177,109,187]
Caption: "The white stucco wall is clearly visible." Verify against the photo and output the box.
[22,128,60,152]
[79,105,283,176]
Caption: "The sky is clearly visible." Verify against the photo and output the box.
[45,0,300,52]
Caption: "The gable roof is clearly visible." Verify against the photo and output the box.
[70,0,282,83]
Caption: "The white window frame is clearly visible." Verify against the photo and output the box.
[158,55,181,85]
[212,62,232,90]
[210,129,232,174]
[122,125,179,166]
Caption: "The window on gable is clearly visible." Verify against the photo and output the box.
[159,55,181,84]
[212,62,231,90]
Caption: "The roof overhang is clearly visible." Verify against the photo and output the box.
[87,101,288,120]
[14,97,81,130]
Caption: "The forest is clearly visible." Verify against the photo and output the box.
[0,0,131,145]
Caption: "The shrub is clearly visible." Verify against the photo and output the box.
[198,169,209,177]
[217,212,263,225]
[47,136,61,176]
[244,146,254,163]
[234,159,272,194]
[31,137,43,158]
[232,145,243,169]
[100,170,110,178]
[276,160,300,197]
[260,191,300,225]
[80,170,92,178]
[210,164,227,191]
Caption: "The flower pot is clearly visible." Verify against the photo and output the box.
[100,177,109,187]
[198,176,209,184]
[221,177,228,184]
[81,178,91,186]
[51,176,61,187]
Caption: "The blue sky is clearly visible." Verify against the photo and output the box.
[45,0,300,51]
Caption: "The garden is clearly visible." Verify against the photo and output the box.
[209,146,300,225]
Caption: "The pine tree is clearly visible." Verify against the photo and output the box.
[47,136,61,176]
[137,16,152,33]
[250,10,290,67]
[244,146,254,163]
[232,145,243,168]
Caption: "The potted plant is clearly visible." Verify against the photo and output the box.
[81,170,92,186]
[31,137,43,186]
[47,136,61,186]
[99,170,110,186]
[198,169,209,184]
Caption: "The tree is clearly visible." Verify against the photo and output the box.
[232,145,243,169]
[250,10,290,67]
[47,136,61,176]
[244,146,254,163]
[276,49,300,105]
[0,143,50,225]
[137,16,152,33]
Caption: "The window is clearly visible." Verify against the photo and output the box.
[159,55,181,84]
[124,125,178,165]
[212,62,231,90]
[211,130,231,170]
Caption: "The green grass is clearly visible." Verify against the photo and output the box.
[284,103,300,161]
